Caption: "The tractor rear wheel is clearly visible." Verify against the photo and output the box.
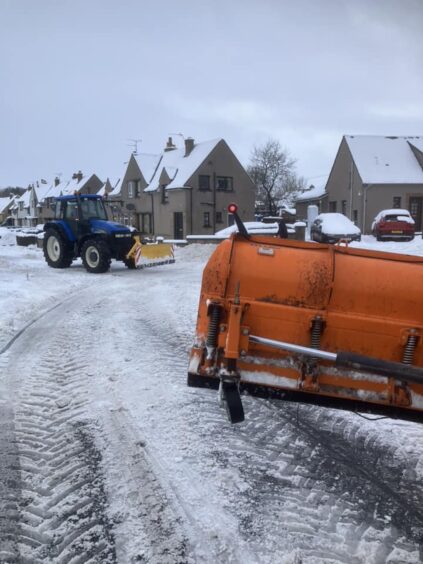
[81,239,111,273]
[43,229,73,268]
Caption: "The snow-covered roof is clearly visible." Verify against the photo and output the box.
[145,139,222,192]
[61,174,97,195]
[295,183,327,202]
[0,196,14,213]
[133,153,161,184]
[109,178,123,197]
[345,135,423,184]
[16,188,33,206]
[97,178,121,196]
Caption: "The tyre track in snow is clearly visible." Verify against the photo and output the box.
[115,268,423,564]
[1,304,117,563]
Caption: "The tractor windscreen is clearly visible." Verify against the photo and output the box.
[80,198,108,221]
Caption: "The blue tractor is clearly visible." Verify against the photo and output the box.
[43,194,145,273]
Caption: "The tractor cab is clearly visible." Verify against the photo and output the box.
[54,195,117,239]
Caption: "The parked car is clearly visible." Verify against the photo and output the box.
[310,213,361,244]
[371,209,415,241]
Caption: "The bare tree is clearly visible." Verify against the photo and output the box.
[247,139,304,215]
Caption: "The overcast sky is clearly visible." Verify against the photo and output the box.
[1,0,422,188]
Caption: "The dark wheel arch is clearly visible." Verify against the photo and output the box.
[81,238,111,273]
[43,228,73,269]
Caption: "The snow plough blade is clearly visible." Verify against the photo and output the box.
[188,205,423,424]
[126,236,175,268]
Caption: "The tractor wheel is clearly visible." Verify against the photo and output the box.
[43,229,73,268]
[222,381,245,424]
[81,239,111,273]
[123,257,137,269]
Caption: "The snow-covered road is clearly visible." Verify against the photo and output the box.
[1,234,423,563]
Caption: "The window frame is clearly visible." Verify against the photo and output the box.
[216,176,234,192]
[127,180,135,199]
[199,175,211,191]
[203,211,211,227]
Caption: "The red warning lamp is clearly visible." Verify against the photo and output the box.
[228,203,238,214]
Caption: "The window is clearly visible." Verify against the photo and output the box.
[216,176,233,192]
[329,201,337,212]
[199,175,211,191]
[161,185,168,204]
[127,180,135,198]
[136,180,143,197]
[216,211,223,224]
[141,213,151,233]
[65,201,78,220]
[203,211,211,227]
[393,197,401,208]
[341,200,347,215]
[353,209,358,223]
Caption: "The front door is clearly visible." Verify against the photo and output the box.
[409,197,423,231]
[174,212,184,239]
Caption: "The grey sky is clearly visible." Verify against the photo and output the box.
[1,0,422,188]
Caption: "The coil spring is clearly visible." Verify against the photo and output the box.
[310,317,323,350]
[402,333,418,365]
[206,306,221,349]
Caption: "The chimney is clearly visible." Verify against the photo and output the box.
[72,170,83,182]
[164,136,176,152]
[184,137,194,157]
[54,176,60,187]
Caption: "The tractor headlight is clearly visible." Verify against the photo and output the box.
[114,233,132,238]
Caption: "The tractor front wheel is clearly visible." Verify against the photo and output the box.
[43,229,73,268]
[81,239,111,273]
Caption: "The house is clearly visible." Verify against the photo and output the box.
[326,135,423,233]
[0,195,16,224]
[35,172,103,223]
[14,186,38,227]
[110,136,256,238]
[294,182,328,220]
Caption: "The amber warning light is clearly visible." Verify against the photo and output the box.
[228,203,238,214]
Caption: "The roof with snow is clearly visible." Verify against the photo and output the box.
[295,182,327,202]
[345,135,423,184]
[0,196,15,213]
[133,153,161,184]
[145,138,222,192]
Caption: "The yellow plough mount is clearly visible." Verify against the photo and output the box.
[126,235,175,268]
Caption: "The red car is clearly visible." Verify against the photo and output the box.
[372,209,415,241]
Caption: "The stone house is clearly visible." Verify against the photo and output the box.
[35,172,103,223]
[326,135,423,233]
[110,137,256,238]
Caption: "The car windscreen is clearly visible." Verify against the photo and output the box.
[80,198,108,220]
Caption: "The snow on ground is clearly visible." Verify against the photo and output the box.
[1,228,423,563]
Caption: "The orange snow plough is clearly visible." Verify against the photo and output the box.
[188,204,423,423]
